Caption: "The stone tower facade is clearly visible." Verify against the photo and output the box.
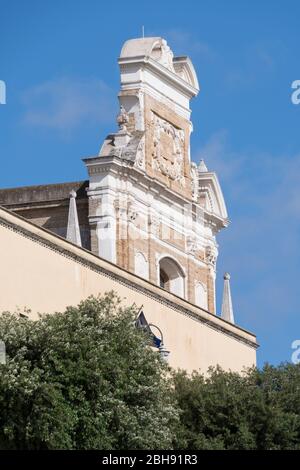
[83,37,228,314]
[0,36,257,372]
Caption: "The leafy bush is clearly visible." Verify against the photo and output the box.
[172,364,300,450]
[0,293,178,449]
[1,292,299,450]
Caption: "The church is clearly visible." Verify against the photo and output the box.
[0,37,257,372]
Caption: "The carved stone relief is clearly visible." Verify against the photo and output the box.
[186,235,199,255]
[158,40,175,72]
[127,203,138,223]
[151,112,185,186]
[134,135,145,170]
[205,245,218,267]
[151,39,175,73]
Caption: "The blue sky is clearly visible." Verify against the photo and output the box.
[1,0,300,367]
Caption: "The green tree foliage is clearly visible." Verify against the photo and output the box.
[172,364,300,450]
[1,292,300,450]
[0,293,178,450]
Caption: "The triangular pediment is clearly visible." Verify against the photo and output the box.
[198,171,228,220]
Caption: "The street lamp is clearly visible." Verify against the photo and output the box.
[148,323,170,362]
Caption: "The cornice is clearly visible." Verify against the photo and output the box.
[83,155,229,227]
[118,55,199,99]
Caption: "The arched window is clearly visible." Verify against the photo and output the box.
[158,256,185,298]
[195,282,208,310]
[159,269,169,289]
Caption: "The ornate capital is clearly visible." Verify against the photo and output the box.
[127,202,138,224]
[186,235,199,255]
[205,245,218,267]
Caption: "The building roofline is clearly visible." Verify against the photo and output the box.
[0,180,88,193]
[0,180,89,206]
[0,204,258,349]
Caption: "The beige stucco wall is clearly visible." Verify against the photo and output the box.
[0,207,257,373]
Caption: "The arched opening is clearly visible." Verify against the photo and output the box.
[158,256,185,298]
[159,268,169,289]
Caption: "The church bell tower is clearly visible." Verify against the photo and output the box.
[83,37,228,314]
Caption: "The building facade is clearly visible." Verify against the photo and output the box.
[0,37,257,372]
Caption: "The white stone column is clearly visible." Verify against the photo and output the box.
[86,171,118,264]
[95,192,117,264]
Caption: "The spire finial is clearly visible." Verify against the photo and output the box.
[198,159,208,172]
[66,190,82,247]
[221,272,234,324]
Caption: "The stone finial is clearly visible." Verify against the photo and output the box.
[114,105,131,147]
[66,190,82,247]
[198,159,208,172]
[117,105,129,132]
[221,272,235,324]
